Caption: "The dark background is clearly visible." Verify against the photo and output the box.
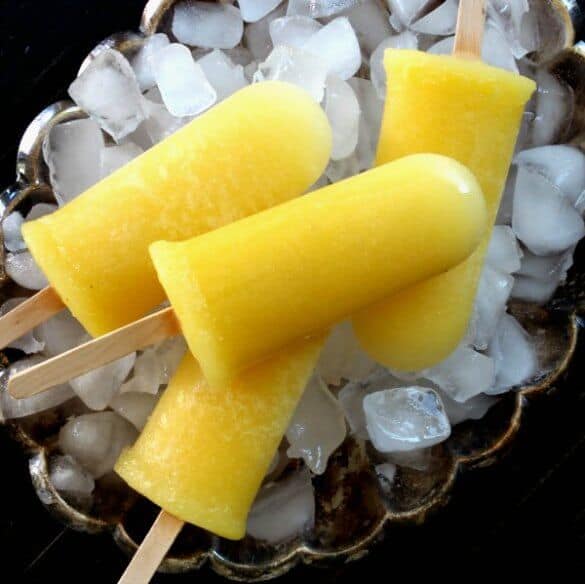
[0,1,584,581]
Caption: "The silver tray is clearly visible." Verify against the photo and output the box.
[1,0,584,580]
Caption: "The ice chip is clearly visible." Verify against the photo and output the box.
[511,275,559,304]
[286,0,360,19]
[286,375,346,474]
[1,356,74,421]
[43,118,104,204]
[131,33,170,91]
[486,225,523,274]
[302,17,361,80]
[488,313,537,394]
[254,45,328,102]
[59,412,138,478]
[517,249,573,281]
[2,212,26,252]
[152,43,217,117]
[411,0,458,35]
[317,321,377,385]
[5,251,48,290]
[239,0,284,23]
[35,310,86,357]
[155,337,188,385]
[140,100,186,145]
[69,49,147,141]
[26,203,58,222]
[375,462,396,492]
[325,75,360,160]
[269,15,322,49]
[246,468,314,542]
[0,298,45,353]
[487,0,537,59]
[109,391,158,431]
[324,154,360,182]
[69,353,136,411]
[344,0,392,55]
[49,455,95,497]
[514,145,585,205]
[364,386,451,453]
[384,447,432,471]
[244,4,286,60]
[438,389,497,426]
[370,32,418,98]
[197,50,248,101]
[100,143,143,178]
[470,264,514,350]
[512,167,585,256]
[172,1,244,49]
[424,345,496,402]
[120,347,161,395]
[386,0,435,30]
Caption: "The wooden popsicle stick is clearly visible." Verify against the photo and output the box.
[453,0,486,58]
[8,306,179,399]
[118,510,184,584]
[0,286,64,350]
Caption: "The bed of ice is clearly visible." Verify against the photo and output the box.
[1,0,584,545]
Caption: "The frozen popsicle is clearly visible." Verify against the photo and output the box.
[0,81,331,347]
[115,336,324,541]
[353,40,535,371]
[9,153,488,399]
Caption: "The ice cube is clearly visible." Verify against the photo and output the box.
[152,43,217,117]
[411,0,458,35]
[59,412,138,477]
[343,0,392,55]
[286,375,346,474]
[49,455,95,497]
[34,310,87,357]
[197,50,248,101]
[140,100,186,145]
[488,313,537,394]
[2,212,25,252]
[517,249,573,281]
[529,68,574,147]
[303,17,361,80]
[325,75,360,160]
[370,32,418,98]
[511,274,559,304]
[131,33,170,91]
[512,167,585,256]
[0,356,74,421]
[317,321,377,385]
[69,49,147,141]
[109,391,158,430]
[438,389,497,426]
[244,4,286,61]
[487,0,537,59]
[172,1,244,49]
[119,347,161,395]
[386,0,435,30]
[486,225,523,274]
[424,345,496,402]
[324,154,361,182]
[286,0,360,18]
[384,447,432,470]
[155,337,188,385]
[0,298,45,354]
[26,204,57,223]
[239,0,284,23]
[470,264,514,350]
[364,386,450,453]
[100,143,143,178]
[225,46,255,67]
[254,45,328,102]
[43,118,104,204]
[375,462,396,491]
[514,145,585,206]
[4,251,47,290]
[246,468,314,542]
[269,15,322,48]
[348,77,383,170]
[69,353,136,411]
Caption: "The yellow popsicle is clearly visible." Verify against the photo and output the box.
[115,336,324,540]
[150,154,488,388]
[353,50,535,371]
[22,82,332,336]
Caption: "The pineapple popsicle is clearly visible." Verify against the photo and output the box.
[353,50,535,371]
[150,154,488,388]
[115,337,324,540]
[21,82,332,337]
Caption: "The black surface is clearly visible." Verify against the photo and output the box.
[1,1,585,582]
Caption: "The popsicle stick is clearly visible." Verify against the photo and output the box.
[0,286,64,350]
[9,306,179,399]
[118,511,184,584]
[453,0,486,58]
